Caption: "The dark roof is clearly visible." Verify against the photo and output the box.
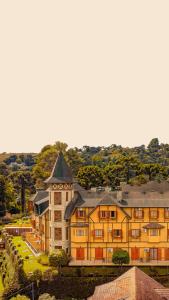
[30,190,49,203]
[45,152,73,184]
[88,266,169,300]
[143,222,165,229]
[35,200,49,216]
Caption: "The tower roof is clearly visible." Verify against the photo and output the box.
[88,266,169,300]
[45,152,73,184]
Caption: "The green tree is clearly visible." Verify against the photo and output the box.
[112,249,130,266]
[77,165,104,189]
[49,250,69,275]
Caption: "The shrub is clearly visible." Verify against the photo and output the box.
[38,293,56,300]
[49,250,69,270]
[112,249,130,266]
[10,295,30,300]
[37,254,49,266]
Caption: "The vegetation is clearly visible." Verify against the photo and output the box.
[49,250,69,275]
[12,237,50,274]
[10,295,30,300]
[38,293,56,300]
[1,138,169,214]
[112,249,130,266]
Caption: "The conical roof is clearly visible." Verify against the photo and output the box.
[45,152,73,184]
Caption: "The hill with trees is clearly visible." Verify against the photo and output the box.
[1,138,169,215]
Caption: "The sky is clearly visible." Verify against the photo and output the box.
[0,1,169,153]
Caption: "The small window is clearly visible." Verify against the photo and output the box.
[150,210,158,219]
[134,208,144,219]
[76,209,86,218]
[100,211,107,218]
[54,210,62,222]
[54,228,62,240]
[113,229,122,238]
[110,211,116,219]
[94,229,104,237]
[54,192,62,205]
[66,192,69,202]
[131,229,140,238]
[76,229,86,236]
[66,227,69,240]
[150,229,159,236]
[165,208,169,218]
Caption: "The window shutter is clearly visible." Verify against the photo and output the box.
[129,229,132,237]
[142,210,144,218]
[106,211,110,218]
[167,229,169,238]
[98,211,101,218]
[102,229,104,237]
[157,248,161,260]
[76,210,79,218]
[92,230,96,237]
[120,229,122,238]
[157,210,159,218]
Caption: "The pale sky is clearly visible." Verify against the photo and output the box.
[0,1,169,153]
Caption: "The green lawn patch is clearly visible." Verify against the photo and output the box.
[12,237,50,274]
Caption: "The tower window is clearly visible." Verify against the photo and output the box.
[54,228,62,240]
[54,210,62,222]
[66,192,69,202]
[54,192,62,205]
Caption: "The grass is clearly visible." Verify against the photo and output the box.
[0,276,4,295]
[12,237,50,274]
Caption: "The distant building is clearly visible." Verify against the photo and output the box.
[88,266,169,300]
[29,152,169,264]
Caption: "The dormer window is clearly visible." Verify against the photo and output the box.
[165,208,169,219]
[134,208,144,219]
[76,209,86,218]
[150,209,158,219]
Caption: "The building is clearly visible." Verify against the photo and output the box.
[29,152,169,264]
[88,266,169,300]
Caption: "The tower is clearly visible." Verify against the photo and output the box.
[45,152,73,253]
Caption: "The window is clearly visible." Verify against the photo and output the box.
[76,229,86,236]
[110,211,116,219]
[54,228,62,240]
[93,229,104,237]
[55,246,62,249]
[165,208,169,218]
[134,208,144,219]
[100,211,107,218]
[113,229,122,238]
[54,210,62,222]
[150,229,159,236]
[99,211,116,219]
[49,227,51,238]
[66,227,69,240]
[150,210,158,219]
[66,192,69,202]
[54,192,62,205]
[76,209,86,218]
[131,229,140,238]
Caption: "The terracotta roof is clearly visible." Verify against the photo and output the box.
[88,267,169,300]
[45,152,73,184]
[143,222,165,229]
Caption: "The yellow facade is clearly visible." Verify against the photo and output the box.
[71,205,169,262]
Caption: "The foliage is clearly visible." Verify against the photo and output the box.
[38,293,56,300]
[37,254,49,266]
[10,295,30,300]
[112,249,130,266]
[49,250,69,272]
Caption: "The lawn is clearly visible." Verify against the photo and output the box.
[12,237,50,274]
[0,276,4,296]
